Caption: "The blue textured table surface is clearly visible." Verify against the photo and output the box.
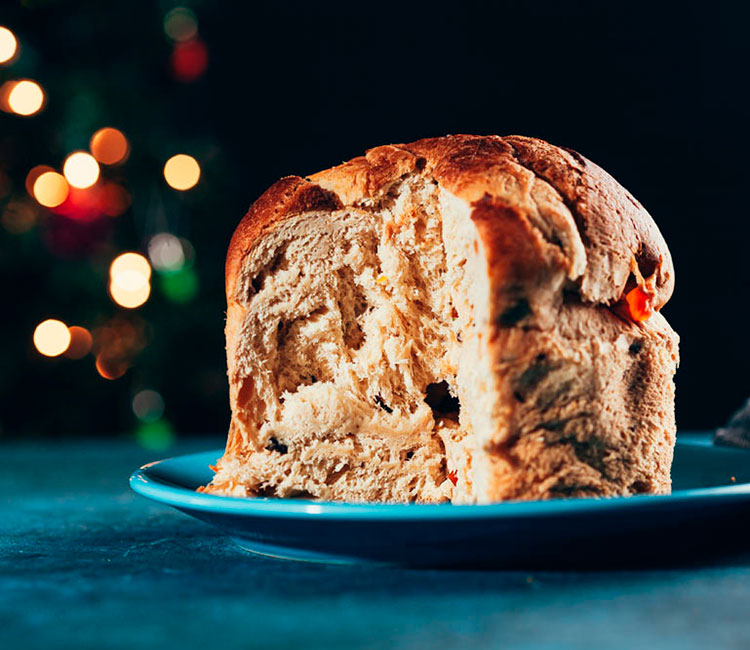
[3,435,750,650]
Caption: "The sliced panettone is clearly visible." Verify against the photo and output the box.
[202,134,679,504]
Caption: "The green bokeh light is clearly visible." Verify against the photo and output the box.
[158,266,198,303]
[135,418,175,451]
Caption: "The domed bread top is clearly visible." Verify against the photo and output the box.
[226,135,674,315]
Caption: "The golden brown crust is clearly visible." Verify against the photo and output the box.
[226,135,674,315]
[225,176,342,300]
[503,136,674,309]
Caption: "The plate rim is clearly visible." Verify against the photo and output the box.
[129,433,750,520]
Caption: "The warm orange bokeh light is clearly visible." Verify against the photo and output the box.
[25,165,54,195]
[110,252,152,281]
[92,316,146,380]
[95,355,129,380]
[33,319,71,357]
[110,252,152,309]
[109,279,151,309]
[64,326,93,359]
[90,127,129,165]
[7,80,44,115]
[33,171,70,208]
[163,154,200,190]
[0,26,18,65]
[63,152,100,189]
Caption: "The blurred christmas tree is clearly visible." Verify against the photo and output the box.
[0,2,232,445]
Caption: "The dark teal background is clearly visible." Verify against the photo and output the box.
[3,435,750,649]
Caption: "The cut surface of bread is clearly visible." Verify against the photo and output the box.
[202,135,679,504]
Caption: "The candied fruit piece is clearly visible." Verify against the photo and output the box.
[625,285,655,322]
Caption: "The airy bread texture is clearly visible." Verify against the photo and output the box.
[203,135,679,504]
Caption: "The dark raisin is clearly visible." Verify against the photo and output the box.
[266,436,288,454]
[629,340,643,355]
[425,381,460,421]
[374,395,393,413]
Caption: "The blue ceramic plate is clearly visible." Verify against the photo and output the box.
[130,433,750,567]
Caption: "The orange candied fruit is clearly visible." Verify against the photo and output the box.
[625,285,655,322]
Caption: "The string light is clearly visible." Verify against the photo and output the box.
[163,154,200,190]
[63,152,100,189]
[0,26,18,65]
[7,80,44,116]
[109,252,152,309]
[33,171,69,208]
[90,127,129,165]
[64,326,93,359]
[33,319,71,357]
[163,8,198,42]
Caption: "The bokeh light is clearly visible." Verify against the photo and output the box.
[90,127,129,165]
[170,38,208,82]
[110,280,151,309]
[163,154,200,190]
[7,80,44,115]
[33,319,71,357]
[135,419,175,451]
[63,152,100,189]
[92,316,146,380]
[51,186,102,221]
[164,8,198,42]
[110,251,151,280]
[159,266,198,303]
[95,355,129,380]
[132,389,165,423]
[33,171,69,208]
[0,26,18,65]
[148,232,185,271]
[98,182,131,217]
[25,165,54,195]
[1,199,37,234]
[110,252,152,309]
[64,326,93,359]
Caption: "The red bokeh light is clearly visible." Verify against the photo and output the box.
[170,37,208,82]
[52,186,102,222]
